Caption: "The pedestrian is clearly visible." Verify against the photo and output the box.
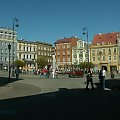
[15,67,19,80]
[101,67,106,90]
[55,68,58,78]
[85,68,94,90]
[99,69,102,83]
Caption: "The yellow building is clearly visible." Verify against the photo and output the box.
[17,40,37,72]
[17,40,53,72]
[90,32,120,72]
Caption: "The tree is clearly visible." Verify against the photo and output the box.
[79,62,94,69]
[14,60,25,68]
[37,56,48,69]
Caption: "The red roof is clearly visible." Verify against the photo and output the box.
[54,37,78,44]
[92,32,120,45]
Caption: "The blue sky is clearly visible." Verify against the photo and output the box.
[0,0,120,45]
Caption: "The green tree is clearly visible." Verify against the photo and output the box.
[14,60,25,68]
[79,62,94,69]
[37,56,48,69]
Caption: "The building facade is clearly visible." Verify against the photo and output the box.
[17,40,53,72]
[72,39,90,65]
[0,27,17,70]
[54,37,78,69]
[17,40,37,72]
[90,32,120,72]
[36,41,53,68]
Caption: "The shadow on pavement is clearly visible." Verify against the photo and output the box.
[0,84,120,120]
[95,78,120,91]
[0,77,23,86]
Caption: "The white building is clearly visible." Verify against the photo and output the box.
[72,39,90,65]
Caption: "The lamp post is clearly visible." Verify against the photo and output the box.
[83,27,89,63]
[12,17,19,77]
[8,43,11,83]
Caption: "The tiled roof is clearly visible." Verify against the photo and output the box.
[92,32,120,45]
[54,37,78,44]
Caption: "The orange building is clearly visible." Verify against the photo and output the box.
[54,37,78,69]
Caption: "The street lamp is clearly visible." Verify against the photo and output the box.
[83,27,89,63]
[12,17,19,77]
[8,43,11,83]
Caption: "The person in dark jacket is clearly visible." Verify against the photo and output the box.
[15,67,19,80]
[85,68,94,89]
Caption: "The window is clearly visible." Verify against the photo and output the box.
[63,57,66,62]
[108,56,111,61]
[67,57,70,62]
[30,47,31,51]
[34,55,35,59]
[93,57,95,61]
[5,57,7,61]
[5,48,7,54]
[24,46,25,51]
[79,42,82,48]
[8,36,11,39]
[108,48,111,53]
[27,55,28,59]
[30,55,31,59]
[1,56,3,61]
[63,51,66,55]
[114,48,116,53]
[103,49,105,53]
[19,54,21,59]
[27,47,28,51]
[103,56,106,61]
[19,45,21,50]
[114,56,116,61]
[34,47,35,52]
[92,50,95,55]
[67,44,70,48]
[1,49,3,54]
[80,50,83,54]
[74,54,77,58]
[67,50,70,55]
[97,48,100,53]
[44,47,46,50]
[63,44,65,48]
[98,56,100,61]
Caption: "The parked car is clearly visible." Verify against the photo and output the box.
[68,70,84,78]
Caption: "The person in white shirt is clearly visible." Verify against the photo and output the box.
[101,67,106,90]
